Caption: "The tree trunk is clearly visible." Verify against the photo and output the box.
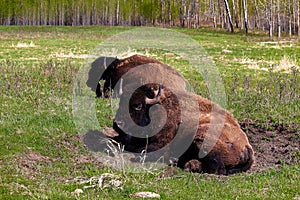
[223,0,234,32]
[218,0,224,28]
[191,0,195,28]
[115,0,120,25]
[152,0,156,25]
[187,3,191,28]
[179,1,183,27]
[211,0,217,28]
[39,0,42,25]
[167,0,171,26]
[77,3,80,25]
[297,0,300,37]
[160,0,163,24]
[105,0,108,25]
[197,0,201,27]
[277,0,281,38]
[254,0,259,29]
[232,0,239,28]
[91,0,94,25]
[184,0,187,27]
[179,0,185,27]
[288,0,292,36]
[243,0,248,34]
[269,0,273,38]
[293,0,297,34]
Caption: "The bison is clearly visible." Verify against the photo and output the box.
[87,54,187,98]
[113,83,255,175]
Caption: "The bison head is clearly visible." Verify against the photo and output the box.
[113,83,181,153]
[128,83,164,126]
[86,56,117,97]
[111,63,197,157]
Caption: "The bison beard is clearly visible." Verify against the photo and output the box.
[113,84,254,175]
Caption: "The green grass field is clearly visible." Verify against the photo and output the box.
[0,26,299,199]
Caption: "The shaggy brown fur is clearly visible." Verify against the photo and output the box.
[96,54,175,97]
[113,84,255,175]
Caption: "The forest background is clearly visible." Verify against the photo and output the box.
[1,0,300,38]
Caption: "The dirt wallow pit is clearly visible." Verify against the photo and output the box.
[241,122,300,173]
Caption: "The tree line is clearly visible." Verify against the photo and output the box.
[1,0,299,37]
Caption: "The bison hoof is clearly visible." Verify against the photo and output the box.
[184,159,202,173]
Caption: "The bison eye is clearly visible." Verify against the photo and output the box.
[133,103,143,111]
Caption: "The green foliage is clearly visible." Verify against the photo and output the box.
[1,0,300,38]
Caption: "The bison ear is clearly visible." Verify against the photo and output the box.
[145,84,164,105]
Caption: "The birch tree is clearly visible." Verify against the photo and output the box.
[232,0,239,28]
[288,0,292,36]
[277,0,281,38]
[243,0,248,33]
[224,0,234,32]
[269,0,274,38]
[211,0,217,28]
[298,0,300,36]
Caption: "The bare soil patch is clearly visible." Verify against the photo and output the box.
[16,134,103,181]
[241,122,300,173]
[15,126,299,179]
[17,151,51,180]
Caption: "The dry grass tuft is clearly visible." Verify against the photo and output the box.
[239,57,269,71]
[52,52,93,59]
[12,41,37,48]
[275,55,299,73]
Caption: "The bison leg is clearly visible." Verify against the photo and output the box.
[184,159,203,173]
[201,153,227,175]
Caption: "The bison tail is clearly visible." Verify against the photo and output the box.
[228,145,255,174]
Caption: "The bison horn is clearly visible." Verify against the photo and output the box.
[145,84,163,105]
[118,78,123,96]
[104,57,107,69]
